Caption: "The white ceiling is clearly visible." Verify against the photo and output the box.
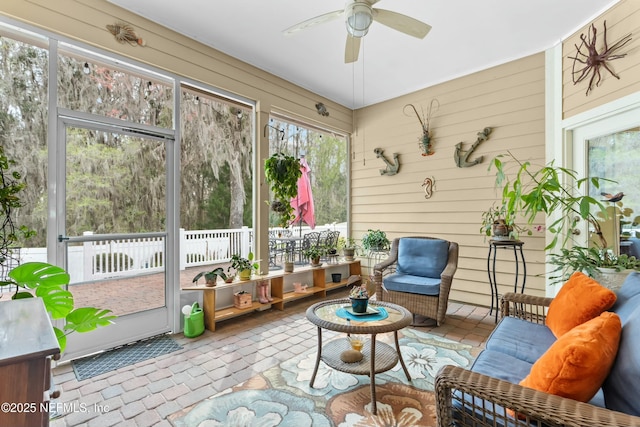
[107,0,619,109]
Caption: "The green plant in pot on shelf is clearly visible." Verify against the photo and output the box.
[265,152,302,228]
[489,151,632,284]
[192,266,234,287]
[230,252,259,280]
[362,229,390,252]
[303,246,326,265]
[337,237,360,260]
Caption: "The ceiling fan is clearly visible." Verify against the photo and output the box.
[284,0,431,63]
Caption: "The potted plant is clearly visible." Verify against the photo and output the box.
[338,237,360,261]
[489,151,632,285]
[548,247,640,289]
[284,251,295,273]
[362,229,390,252]
[303,246,326,266]
[230,252,259,280]
[265,152,302,228]
[480,204,530,240]
[192,266,233,287]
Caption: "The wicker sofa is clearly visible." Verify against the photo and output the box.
[435,271,640,427]
[373,236,458,326]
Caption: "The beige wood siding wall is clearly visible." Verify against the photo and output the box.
[0,0,352,132]
[352,53,547,307]
[563,0,640,119]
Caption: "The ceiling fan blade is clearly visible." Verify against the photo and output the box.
[372,8,431,39]
[345,35,361,63]
[284,9,344,35]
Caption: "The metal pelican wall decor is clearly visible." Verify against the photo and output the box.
[373,148,400,176]
[454,127,492,168]
[403,99,439,156]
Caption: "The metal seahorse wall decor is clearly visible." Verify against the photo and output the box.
[454,127,492,168]
[373,148,400,176]
[422,176,435,199]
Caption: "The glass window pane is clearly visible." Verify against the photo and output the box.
[57,52,174,129]
[267,118,348,230]
[588,127,640,255]
[0,32,49,286]
[65,127,166,236]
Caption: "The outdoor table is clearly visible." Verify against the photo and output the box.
[305,298,412,415]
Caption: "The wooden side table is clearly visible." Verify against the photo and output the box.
[487,240,527,322]
[0,298,60,427]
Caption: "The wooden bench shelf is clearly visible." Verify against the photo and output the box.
[182,260,361,331]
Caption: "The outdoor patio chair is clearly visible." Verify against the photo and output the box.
[300,232,321,262]
[373,236,459,326]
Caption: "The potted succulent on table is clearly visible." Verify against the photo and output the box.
[361,229,390,252]
[230,252,260,280]
[192,266,233,287]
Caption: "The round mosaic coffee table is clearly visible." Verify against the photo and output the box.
[305,298,413,415]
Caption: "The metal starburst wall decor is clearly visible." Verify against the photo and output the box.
[569,20,632,96]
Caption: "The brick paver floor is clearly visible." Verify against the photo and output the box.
[49,289,495,427]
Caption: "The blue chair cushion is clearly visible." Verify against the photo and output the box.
[383,273,440,296]
[484,317,556,364]
[397,237,449,278]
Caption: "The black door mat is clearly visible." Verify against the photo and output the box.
[72,334,182,381]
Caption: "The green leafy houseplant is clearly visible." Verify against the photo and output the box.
[4,262,116,353]
[303,245,326,262]
[264,152,302,228]
[230,252,259,280]
[192,266,233,286]
[362,229,390,252]
[489,151,628,283]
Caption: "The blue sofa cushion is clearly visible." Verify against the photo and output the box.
[396,238,449,278]
[611,271,640,324]
[484,317,557,364]
[383,273,440,296]
[471,349,533,384]
[602,305,640,416]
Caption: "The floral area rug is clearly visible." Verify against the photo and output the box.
[170,329,474,427]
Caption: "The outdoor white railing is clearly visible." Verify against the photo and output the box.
[1,223,346,287]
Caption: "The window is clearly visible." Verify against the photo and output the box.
[180,87,254,230]
[0,29,49,252]
[57,47,174,129]
[267,116,348,230]
[588,126,640,254]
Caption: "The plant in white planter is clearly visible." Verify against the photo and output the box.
[489,151,636,285]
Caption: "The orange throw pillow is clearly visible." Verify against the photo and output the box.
[546,271,616,338]
[520,311,621,402]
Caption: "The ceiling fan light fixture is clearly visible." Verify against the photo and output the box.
[346,3,372,38]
